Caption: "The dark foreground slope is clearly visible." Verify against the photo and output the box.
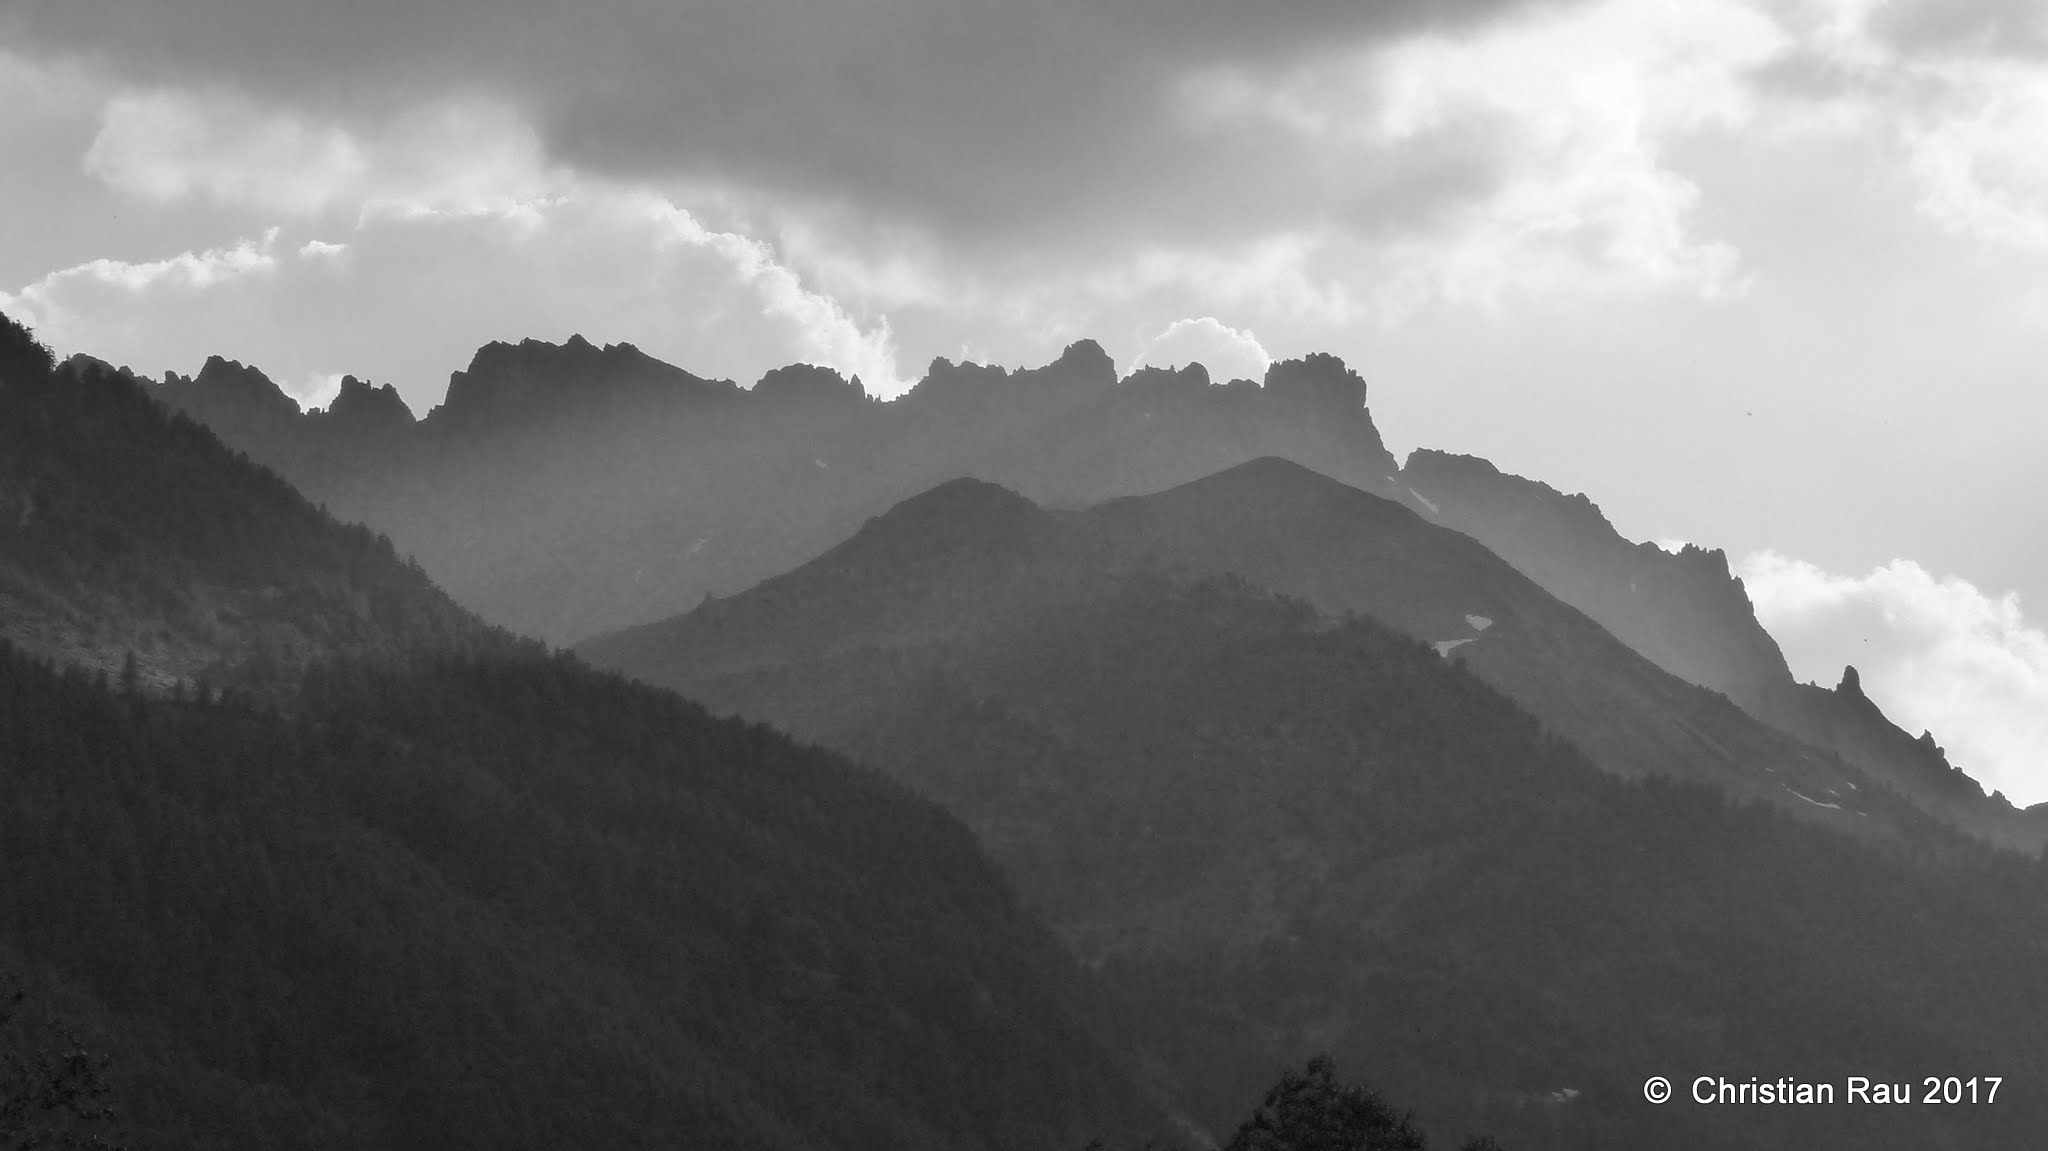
[2,324,480,693]
[582,470,2048,1151]
[1402,449,2048,849]
[0,644,1163,1151]
[0,313,1167,1151]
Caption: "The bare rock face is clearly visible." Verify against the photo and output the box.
[1400,449,2040,850]
[318,374,415,435]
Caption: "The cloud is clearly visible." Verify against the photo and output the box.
[636,193,909,395]
[293,371,347,410]
[1904,60,2048,248]
[1129,316,1273,383]
[1865,0,2048,60]
[1365,0,1782,302]
[3,192,909,409]
[1,229,282,346]
[1740,550,2048,804]
[1780,0,2048,250]
[83,88,567,224]
[7,0,1558,243]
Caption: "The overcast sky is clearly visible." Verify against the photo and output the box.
[4,0,2044,800]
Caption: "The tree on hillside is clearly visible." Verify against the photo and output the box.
[1224,1056,1426,1151]
[1086,1056,1505,1151]
[0,973,125,1151]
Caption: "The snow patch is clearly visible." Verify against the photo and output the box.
[1434,638,1475,658]
[1408,487,1440,516]
[1466,613,1493,632]
[1782,785,1842,811]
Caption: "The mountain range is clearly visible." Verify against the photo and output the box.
[16,308,2046,1150]
[578,463,2048,1149]
[1,312,1174,1151]
[137,333,2035,850]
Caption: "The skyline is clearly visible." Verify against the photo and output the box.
[3,0,2044,799]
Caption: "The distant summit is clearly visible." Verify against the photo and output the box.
[316,374,415,433]
[154,335,1407,644]
[751,362,866,407]
[431,335,740,433]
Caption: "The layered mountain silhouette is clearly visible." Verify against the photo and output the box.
[147,334,2023,850]
[3,342,483,695]
[586,459,1913,837]
[148,336,1408,646]
[1401,449,2047,849]
[578,467,2048,1150]
[1,312,1173,1150]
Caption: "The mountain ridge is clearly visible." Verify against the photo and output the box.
[142,330,2024,846]
[579,462,2048,1151]
[1400,446,2046,847]
[1,306,1179,1151]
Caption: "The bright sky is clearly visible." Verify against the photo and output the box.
[3,0,2044,800]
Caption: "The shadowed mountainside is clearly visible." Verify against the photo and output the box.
[3,326,489,695]
[579,467,2048,1151]
[1401,448,2048,849]
[1,310,1173,1151]
[586,459,1917,839]
[145,333,2031,846]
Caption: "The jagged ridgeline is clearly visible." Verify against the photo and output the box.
[0,313,1170,1150]
[1401,450,2048,849]
[144,332,2035,851]
[145,336,1408,647]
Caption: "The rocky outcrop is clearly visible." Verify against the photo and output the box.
[1402,449,1794,709]
[1402,448,2042,851]
[431,335,741,435]
[316,374,415,435]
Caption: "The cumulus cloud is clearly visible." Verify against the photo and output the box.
[1904,60,2048,248]
[1740,550,2048,804]
[0,229,281,347]
[3,191,909,410]
[293,372,347,410]
[1777,0,2048,250]
[637,193,910,395]
[1367,0,1781,302]
[1129,316,1273,383]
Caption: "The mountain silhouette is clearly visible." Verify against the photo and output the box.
[152,335,1406,646]
[1401,448,2046,848]
[580,466,2048,1151]
[152,335,2030,848]
[5,338,483,694]
[0,309,1173,1151]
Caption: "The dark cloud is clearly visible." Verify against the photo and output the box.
[4,0,1564,248]
[1867,0,2048,59]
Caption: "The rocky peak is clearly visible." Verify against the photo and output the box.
[752,363,867,407]
[906,340,1118,411]
[1261,352,1368,414]
[177,356,302,418]
[1119,362,1214,396]
[317,375,416,433]
[431,335,737,434]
